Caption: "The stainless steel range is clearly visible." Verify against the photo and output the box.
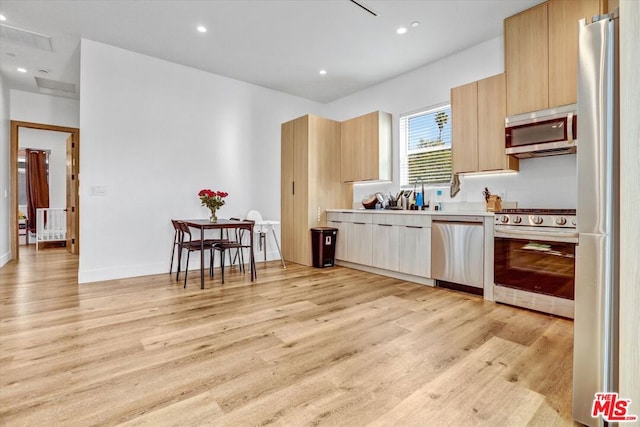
[493,208,577,318]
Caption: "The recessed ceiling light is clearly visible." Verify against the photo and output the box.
[196,25,207,33]
[319,69,327,75]
[17,67,27,73]
[411,21,420,28]
[0,14,7,21]
[396,26,408,35]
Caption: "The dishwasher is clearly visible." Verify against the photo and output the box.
[431,215,484,292]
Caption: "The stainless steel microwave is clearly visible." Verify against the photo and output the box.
[505,104,577,158]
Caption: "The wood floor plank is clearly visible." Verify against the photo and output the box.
[369,336,544,427]
[119,390,224,426]
[0,247,576,426]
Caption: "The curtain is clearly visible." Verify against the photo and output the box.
[25,149,50,233]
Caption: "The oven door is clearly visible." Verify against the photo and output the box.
[494,228,576,300]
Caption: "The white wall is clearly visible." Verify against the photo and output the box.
[325,36,577,209]
[18,128,70,209]
[78,39,322,283]
[0,74,11,267]
[10,90,79,128]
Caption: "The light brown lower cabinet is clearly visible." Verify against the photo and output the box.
[346,221,373,266]
[372,216,399,272]
[328,212,431,279]
[327,212,373,266]
[397,225,431,278]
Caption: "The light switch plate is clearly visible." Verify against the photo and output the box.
[91,185,107,196]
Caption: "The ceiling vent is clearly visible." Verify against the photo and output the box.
[0,24,53,51]
[35,77,76,97]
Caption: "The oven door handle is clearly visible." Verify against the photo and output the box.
[494,228,578,243]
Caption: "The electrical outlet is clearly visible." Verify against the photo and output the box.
[317,207,321,223]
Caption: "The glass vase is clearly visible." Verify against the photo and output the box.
[209,208,217,223]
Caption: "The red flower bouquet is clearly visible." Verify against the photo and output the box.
[198,189,228,222]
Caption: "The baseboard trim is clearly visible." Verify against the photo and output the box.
[78,261,169,284]
[0,250,11,269]
[335,260,434,286]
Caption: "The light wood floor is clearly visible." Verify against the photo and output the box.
[0,247,577,426]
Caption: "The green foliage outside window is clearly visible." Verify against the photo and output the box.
[402,105,452,185]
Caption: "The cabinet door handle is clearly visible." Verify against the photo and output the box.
[377,224,393,227]
[330,220,342,223]
[354,222,366,225]
[292,181,295,195]
[405,225,423,229]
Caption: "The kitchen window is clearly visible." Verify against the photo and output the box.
[400,103,452,186]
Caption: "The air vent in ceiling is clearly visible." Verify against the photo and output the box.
[35,77,76,97]
[0,24,53,51]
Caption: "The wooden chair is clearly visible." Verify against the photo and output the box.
[227,217,249,267]
[212,219,254,284]
[174,221,228,288]
[169,219,182,274]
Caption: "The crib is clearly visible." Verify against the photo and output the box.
[36,208,67,250]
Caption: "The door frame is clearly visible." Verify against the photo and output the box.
[10,120,80,260]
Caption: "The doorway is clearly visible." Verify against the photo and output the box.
[10,121,80,260]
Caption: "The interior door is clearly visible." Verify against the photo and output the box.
[66,134,79,254]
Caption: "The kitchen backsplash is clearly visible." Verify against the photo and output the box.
[353,154,577,210]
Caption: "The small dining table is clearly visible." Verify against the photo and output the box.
[181,219,256,289]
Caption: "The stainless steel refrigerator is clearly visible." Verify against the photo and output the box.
[574,13,620,427]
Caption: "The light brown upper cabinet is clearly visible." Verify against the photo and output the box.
[548,0,603,107]
[451,81,478,173]
[341,111,392,182]
[452,74,519,174]
[281,114,353,266]
[505,2,549,116]
[505,0,604,116]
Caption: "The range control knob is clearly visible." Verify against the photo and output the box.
[555,217,567,226]
[501,215,510,224]
[533,216,544,225]
[513,216,522,224]
[571,219,577,226]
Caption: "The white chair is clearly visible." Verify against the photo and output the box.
[246,210,286,268]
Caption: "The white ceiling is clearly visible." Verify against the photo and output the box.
[0,0,543,103]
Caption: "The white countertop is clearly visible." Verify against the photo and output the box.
[327,208,495,217]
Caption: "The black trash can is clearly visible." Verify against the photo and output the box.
[311,227,338,268]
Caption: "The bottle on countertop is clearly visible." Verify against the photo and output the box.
[435,189,443,211]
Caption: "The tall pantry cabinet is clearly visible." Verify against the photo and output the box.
[281,114,353,266]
